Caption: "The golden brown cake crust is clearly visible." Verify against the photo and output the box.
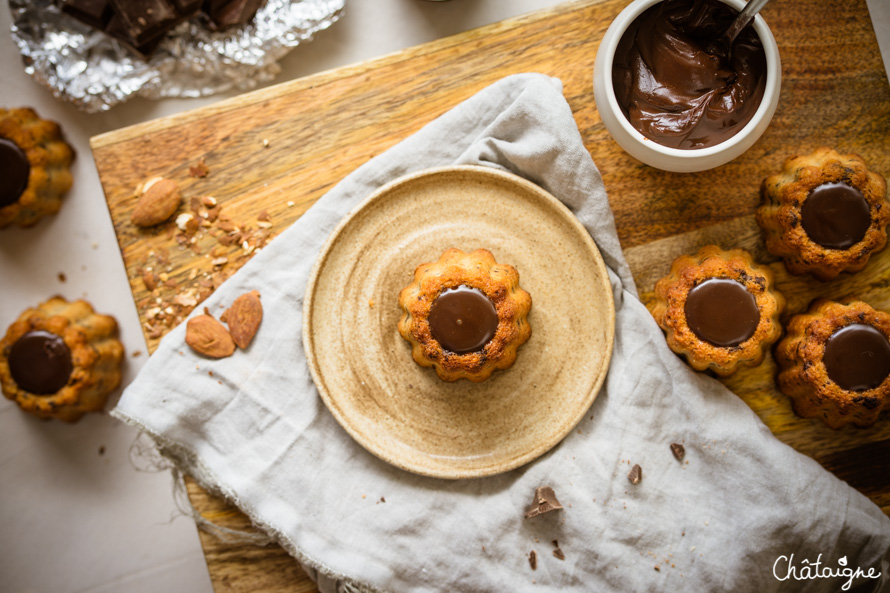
[397,248,532,382]
[776,299,890,429]
[649,245,785,376]
[756,147,889,281]
[0,297,124,422]
[0,107,75,229]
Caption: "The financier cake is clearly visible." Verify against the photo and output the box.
[649,245,785,376]
[0,107,75,229]
[756,147,889,281]
[0,297,124,422]
[776,299,890,429]
[398,248,532,382]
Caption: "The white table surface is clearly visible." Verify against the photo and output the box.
[1,1,888,592]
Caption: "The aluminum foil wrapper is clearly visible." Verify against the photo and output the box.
[9,0,345,113]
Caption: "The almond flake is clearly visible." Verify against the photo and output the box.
[176,212,195,231]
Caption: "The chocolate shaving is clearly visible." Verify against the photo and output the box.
[670,443,685,461]
[528,550,537,570]
[524,486,563,519]
[628,464,642,485]
[553,547,565,561]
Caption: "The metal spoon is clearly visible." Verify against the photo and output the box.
[723,0,771,48]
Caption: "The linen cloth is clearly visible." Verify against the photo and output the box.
[114,73,890,593]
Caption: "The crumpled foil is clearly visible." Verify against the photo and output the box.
[9,0,345,113]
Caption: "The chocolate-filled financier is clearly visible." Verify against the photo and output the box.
[776,299,890,429]
[757,147,889,280]
[397,248,532,383]
[0,107,75,229]
[0,297,124,422]
[649,245,785,376]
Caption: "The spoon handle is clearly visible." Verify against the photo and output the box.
[723,0,771,46]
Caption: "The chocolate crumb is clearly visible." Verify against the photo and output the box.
[552,539,559,548]
[628,464,642,485]
[670,443,685,461]
[524,486,563,519]
[528,550,537,570]
[654,565,661,572]
[58,272,67,283]
[132,350,143,358]
[380,496,386,503]
[553,548,565,561]
[98,445,106,456]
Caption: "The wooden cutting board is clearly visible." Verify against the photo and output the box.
[91,0,890,590]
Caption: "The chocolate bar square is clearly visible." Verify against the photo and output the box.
[171,0,203,12]
[107,0,179,46]
[204,0,264,30]
[105,12,166,57]
[61,0,113,30]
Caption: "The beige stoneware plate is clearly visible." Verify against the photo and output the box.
[303,166,615,479]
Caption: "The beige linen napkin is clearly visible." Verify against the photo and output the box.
[114,73,890,593]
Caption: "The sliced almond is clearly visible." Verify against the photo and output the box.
[185,314,235,359]
[224,290,263,349]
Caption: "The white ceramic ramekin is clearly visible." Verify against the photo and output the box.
[592,0,782,173]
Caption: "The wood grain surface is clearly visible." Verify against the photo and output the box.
[91,0,890,590]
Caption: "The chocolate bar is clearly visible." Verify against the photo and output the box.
[60,0,264,57]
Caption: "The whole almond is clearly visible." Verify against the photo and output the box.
[186,314,235,358]
[224,290,263,349]
[132,178,181,227]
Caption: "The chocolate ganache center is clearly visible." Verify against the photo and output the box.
[0,137,30,208]
[684,278,760,347]
[428,285,499,354]
[612,0,767,149]
[800,182,871,249]
[8,331,73,395]
[824,324,890,392]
